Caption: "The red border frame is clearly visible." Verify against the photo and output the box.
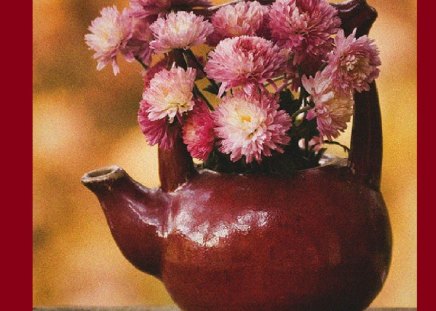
[2,0,33,309]
[418,0,434,310]
[1,0,427,310]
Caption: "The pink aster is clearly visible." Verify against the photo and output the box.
[142,58,169,88]
[182,100,215,160]
[325,29,381,94]
[143,65,197,122]
[129,0,172,19]
[113,9,155,66]
[209,1,269,44]
[204,36,289,96]
[149,11,214,53]
[138,100,180,150]
[85,6,132,75]
[308,136,324,151]
[214,91,292,163]
[302,71,354,140]
[268,0,340,67]
[298,135,323,151]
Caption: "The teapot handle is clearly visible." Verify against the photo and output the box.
[334,0,382,191]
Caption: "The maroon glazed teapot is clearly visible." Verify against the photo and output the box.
[81,1,391,310]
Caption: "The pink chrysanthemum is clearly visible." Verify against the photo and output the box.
[268,0,340,67]
[129,0,171,19]
[143,65,197,122]
[142,58,169,88]
[204,36,289,96]
[85,6,132,75]
[302,71,354,140]
[182,101,215,160]
[325,29,381,93]
[138,100,180,150]
[209,1,269,44]
[122,9,155,65]
[214,91,292,163]
[298,135,323,151]
[149,11,213,53]
[142,55,206,84]
[308,136,324,151]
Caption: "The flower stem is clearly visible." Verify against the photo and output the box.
[173,49,187,69]
[323,140,350,153]
[291,105,312,119]
[275,79,291,94]
[264,76,285,86]
[180,51,214,109]
[184,49,219,91]
[181,51,215,110]
[135,56,148,70]
[193,83,214,110]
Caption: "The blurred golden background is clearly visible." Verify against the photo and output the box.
[33,0,416,307]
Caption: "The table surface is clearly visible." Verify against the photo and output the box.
[33,307,417,311]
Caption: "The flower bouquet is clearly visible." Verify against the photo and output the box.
[82,1,391,310]
[85,0,380,175]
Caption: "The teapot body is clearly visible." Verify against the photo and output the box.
[161,160,391,311]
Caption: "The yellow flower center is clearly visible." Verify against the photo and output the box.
[241,115,252,123]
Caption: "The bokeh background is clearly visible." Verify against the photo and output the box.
[33,0,417,307]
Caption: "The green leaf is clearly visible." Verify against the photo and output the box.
[204,83,220,95]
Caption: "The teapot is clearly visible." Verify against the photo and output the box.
[82,1,391,310]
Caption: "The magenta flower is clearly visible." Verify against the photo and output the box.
[325,29,381,93]
[150,11,213,53]
[129,0,172,19]
[143,65,197,122]
[214,91,292,163]
[209,1,269,44]
[268,0,340,67]
[204,36,289,96]
[302,71,354,140]
[138,100,180,150]
[122,8,155,66]
[85,6,132,75]
[182,101,215,160]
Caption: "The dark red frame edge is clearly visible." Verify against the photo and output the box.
[418,0,433,310]
[1,0,33,309]
[0,0,427,310]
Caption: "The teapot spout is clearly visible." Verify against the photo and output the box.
[81,165,170,279]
